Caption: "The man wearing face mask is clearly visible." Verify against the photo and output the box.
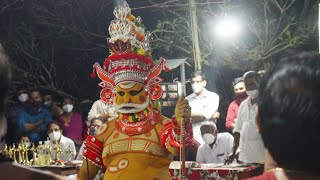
[76,118,103,160]
[47,121,77,161]
[226,71,264,164]
[196,121,233,164]
[58,97,84,149]
[186,70,220,145]
[225,77,248,132]
[17,89,52,143]
[43,93,63,118]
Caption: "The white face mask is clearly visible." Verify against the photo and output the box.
[202,133,216,145]
[49,131,61,141]
[18,93,29,103]
[23,142,31,148]
[62,104,73,113]
[44,101,52,107]
[246,90,259,99]
[192,83,203,94]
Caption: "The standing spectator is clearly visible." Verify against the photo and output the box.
[196,121,233,164]
[225,77,247,132]
[246,52,320,179]
[186,70,220,144]
[43,92,63,118]
[17,89,52,143]
[227,71,264,164]
[20,134,31,145]
[58,97,84,148]
[6,86,29,145]
[47,121,76,161]
[87,99,117,122]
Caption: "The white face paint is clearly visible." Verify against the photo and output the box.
[113,97,150,114]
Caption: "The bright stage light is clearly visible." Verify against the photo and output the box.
[213,17,242,41]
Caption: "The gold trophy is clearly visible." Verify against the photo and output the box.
[23,143,30,165]
[12,144,18,163]
[18,144,24,164]
[8,146,13,159]
[29,143,37,165]
[3,144,8,156]
[56,143,63,165]
[66,146,73,162]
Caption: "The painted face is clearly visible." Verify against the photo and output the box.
[113,82,149,114]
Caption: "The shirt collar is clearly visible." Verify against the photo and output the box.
[59,135,67,143]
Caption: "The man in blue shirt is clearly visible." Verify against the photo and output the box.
[18,89,52,143]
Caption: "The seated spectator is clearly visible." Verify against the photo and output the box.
[196,121,233,164]
[225,77,247,132]
[43,92,63,118]
[87,99,117,122]
[6,86,29,145]
[17,89,52,143]
[19,134,33,160]
[58,97,84,148]
[20,134,31,147]
[246,52,320,180]
[47,121,76,161]
[76,118,103,160]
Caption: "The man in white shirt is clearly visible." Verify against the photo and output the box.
[186,70,220,144]
[87,99,117,122]
[47,121,77,161]
[226,71,264,164]
[196,121,233,164]
[76,118,103,160]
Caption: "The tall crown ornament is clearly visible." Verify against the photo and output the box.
[91,2,169,104]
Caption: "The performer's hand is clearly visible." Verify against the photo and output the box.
[174,96,191,126]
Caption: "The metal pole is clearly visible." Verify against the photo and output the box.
[179,62,186,180]
[318,3,320,54]
[180,62,186,97]
[189,0,202,70]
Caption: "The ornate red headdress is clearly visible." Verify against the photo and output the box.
[91,2,169,104]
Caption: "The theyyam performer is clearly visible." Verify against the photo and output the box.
[77,2,193,180]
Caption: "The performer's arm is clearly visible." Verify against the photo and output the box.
[160,97,192,155]
[77,136,103,180]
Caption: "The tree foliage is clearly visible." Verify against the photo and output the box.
[0,0,114,100]
[152,0,318,70]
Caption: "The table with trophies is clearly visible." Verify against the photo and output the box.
[1,140,81,176]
